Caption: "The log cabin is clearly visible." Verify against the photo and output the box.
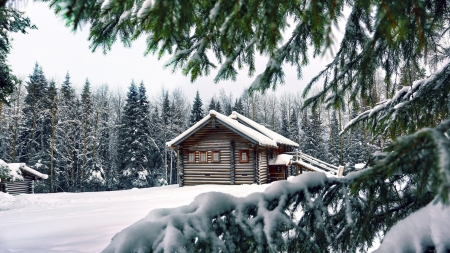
[0,161,48,194]
[166,110,299,186]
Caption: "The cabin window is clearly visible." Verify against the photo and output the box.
[240,150,249,163]
[199,151,207,163]
[188,152,195,163]
[212,151,220,162]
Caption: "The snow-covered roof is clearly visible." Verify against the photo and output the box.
[0,160,48,181]
[166,110,278,147]
[230,111,299,147]
[268,154,293,166]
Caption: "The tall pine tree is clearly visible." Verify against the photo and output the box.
[189,90,204,126]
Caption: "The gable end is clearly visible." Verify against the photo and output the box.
[170,119,212,147]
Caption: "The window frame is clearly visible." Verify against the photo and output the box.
[199,151,208,163]
[187,151,196,163]
[212,151,221,163]
[239,150,250,163]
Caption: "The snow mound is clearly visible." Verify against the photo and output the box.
[102,173,329,252]
[374,201,450,253]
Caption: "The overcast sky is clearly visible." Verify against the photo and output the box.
[9,2,332,101]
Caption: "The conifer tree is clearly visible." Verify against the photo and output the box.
[118,81,149,188]
[149,105,164,186]
[189,90,204,126]
[80,79,92,191]
[232,98,244,114]
[48,79,58,193]
[57,72,80,191]
[0,7,36,103]
[288,109,299,144]
[215,101,222,114]
[281,108,289,138]
[328,110,340,165]
[208,97,215,111]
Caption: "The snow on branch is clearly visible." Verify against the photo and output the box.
[343,61,450,136]
[102,173,334,252]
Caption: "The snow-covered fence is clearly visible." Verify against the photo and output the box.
[287,150,344,177]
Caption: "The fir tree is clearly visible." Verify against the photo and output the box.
[303,110,326,161]
[232,98,244,114]
[215,101,222,114]
[288,109,299,144]
[80,79,92,192]
[208,97,215,111]
[118,81,149,189]
[57,72,80,191]
[281,108,289,138]
[189,90,204,126]
[328,110,340,166]
[0,7,36,103]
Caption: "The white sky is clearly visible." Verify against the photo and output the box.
[8,2,331,101]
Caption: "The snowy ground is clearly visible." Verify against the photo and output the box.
[0,184,269,253]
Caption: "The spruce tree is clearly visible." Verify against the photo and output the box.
[80,79,92,191]
[57,72,80,191]
[208,97,215,111]
[288,109,299,144]
[328,110,340,166]
[149,105,164,186]
[118,81,149,189]
[21,64,51,192]
[281,108,289,138]
[48,79,58,193]
[189,90,204,126]
[215,101,222,114]
[0,7,36,103]
[232,98,244,114]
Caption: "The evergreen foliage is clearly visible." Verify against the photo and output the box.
[288,109,299,144]
[0,7,36,104]
[118,81,149,188]
[328,110,340,165]
[189,90,204,126]
[232,98,244,114]
[302,110,327,161]
[208,97,215,111]
[215,101,222,114]
[280,109,289,138]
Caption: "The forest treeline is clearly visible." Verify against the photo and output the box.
[0,63,378,193]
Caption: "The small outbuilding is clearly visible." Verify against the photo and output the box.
[166,110,299,186]
[0,160,48,194]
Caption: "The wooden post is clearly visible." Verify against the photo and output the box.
[230,140,235,185]
[338,166,345,177]
[178,147,184,187]
[253,149,260,185]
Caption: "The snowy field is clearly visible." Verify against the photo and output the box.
[0,184,269,253]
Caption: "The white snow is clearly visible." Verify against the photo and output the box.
[0,184,269,253]
[0,160,48,181]
[231,111,299,147]
[166,110,278,148]
[374,201,450,253]
[137,0,154,19]
[354,163,365,170]
[268,154,293,165]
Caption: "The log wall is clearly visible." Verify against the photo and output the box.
[1,172,35,194]
[179,120,269,186]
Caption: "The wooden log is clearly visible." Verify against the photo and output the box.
[230,140,235,185]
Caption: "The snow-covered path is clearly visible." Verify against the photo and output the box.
[0,184,269,253]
